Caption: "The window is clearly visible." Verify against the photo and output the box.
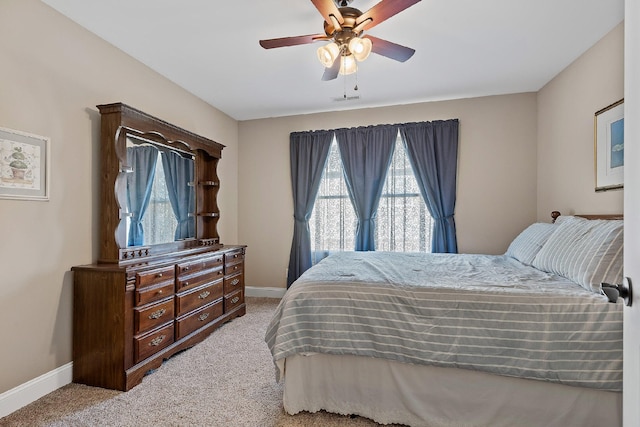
[309,140,356,263]
[309,134,432,263]
[376,136,432,252]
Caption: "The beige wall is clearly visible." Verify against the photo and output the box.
[537,23,624,219]
[0,0,239,393]
[239,93,539,288]
[0,0,625,401]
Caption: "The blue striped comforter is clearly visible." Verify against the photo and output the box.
[265,252,623,391]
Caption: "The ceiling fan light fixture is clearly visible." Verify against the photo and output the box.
[317,42,340,68]
[260,0,421,82]
[339,54,358,75]
[348,36,372,62]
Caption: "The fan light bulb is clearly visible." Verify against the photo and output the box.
[339,54,357,75]
[317,42,340,68]
[348,37,372,62]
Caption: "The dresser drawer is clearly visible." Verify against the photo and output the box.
[134,297,175,335]
[134,323,174,364]
[224,289,244,313]
[135,281,175,306]
[136,266,175,289]
[223,272,244,295]
[225,262,243,276]
[176,280,224,317]
[176,267,224,291]
[177,254,224,277]
[175,299,223,340]
[224,249,244,269]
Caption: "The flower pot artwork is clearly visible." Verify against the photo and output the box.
[3,146,32,183]
[10,160,28,179]
[0,127,49,200]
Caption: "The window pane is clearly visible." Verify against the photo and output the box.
[375,135,432,252]
[309,140,355,263]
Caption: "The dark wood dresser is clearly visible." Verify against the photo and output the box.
[72,103,245,391]
[72,245,245,391]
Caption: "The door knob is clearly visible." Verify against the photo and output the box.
[601,277,633,306]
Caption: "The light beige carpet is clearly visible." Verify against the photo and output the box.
[1,297,401,427]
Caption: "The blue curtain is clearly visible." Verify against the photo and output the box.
[400,120,459,253]
[287,130,333,287]
[126,145,159,246]
[335,125,397,251]
[162,150,195,240]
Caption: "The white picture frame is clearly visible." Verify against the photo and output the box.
[595,99,624,191]
[0,127,50,201]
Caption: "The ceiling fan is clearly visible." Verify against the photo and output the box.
[259,0,422,81]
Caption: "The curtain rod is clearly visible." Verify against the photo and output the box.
[291,118,459,136]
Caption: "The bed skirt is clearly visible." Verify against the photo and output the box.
[282,353,622,427]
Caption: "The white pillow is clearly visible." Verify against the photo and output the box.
[505,222,557,265]
[532,216,623,293]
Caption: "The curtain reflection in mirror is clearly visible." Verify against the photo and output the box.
[126,144,195,246]
[161,150,195,240]
[126,145,158,246]
[142,152,178,245]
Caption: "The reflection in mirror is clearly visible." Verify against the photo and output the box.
[125,136,195,246]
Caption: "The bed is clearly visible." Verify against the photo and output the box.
[265,214,624,427]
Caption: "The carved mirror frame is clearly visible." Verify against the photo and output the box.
[97,103,224,264]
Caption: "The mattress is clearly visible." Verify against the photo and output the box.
[265,251,623,391]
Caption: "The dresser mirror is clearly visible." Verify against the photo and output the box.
[124,135,196,247]
[97,103,224,264]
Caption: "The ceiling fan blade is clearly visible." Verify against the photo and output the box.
[356,0,421,31]
[321,55,341,81]
[311,0,344,30]
[364,35,415,62]
[259,34,328,49]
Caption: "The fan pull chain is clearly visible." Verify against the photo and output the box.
[343,65,347,99]
[354,68,359,92]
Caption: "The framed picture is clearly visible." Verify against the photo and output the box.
[595,99,624,192]
[0,127,50,201]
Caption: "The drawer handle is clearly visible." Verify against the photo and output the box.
[233,254,239,258]
[198,291,211,299]
[183,266,189,271]
[233,265,239,270]
[156,289,163,295]
[148,308,166,319]
[231,296,240,304]
[230,278,240,286]
[218,271,224,275]
[149,335,166,346]
[199,312,210,321]
[183,281,189,287]
[156,273,163,278]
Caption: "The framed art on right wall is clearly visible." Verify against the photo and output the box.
[595,98,624,191]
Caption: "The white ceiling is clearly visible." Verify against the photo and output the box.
[41,0,624,121]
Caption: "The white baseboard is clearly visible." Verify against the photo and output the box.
[245,286,286,299]
[0,287,282,419]
[0,362,73,418]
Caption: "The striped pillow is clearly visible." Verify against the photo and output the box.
[531,217,623,293]
[505,222,557,265]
